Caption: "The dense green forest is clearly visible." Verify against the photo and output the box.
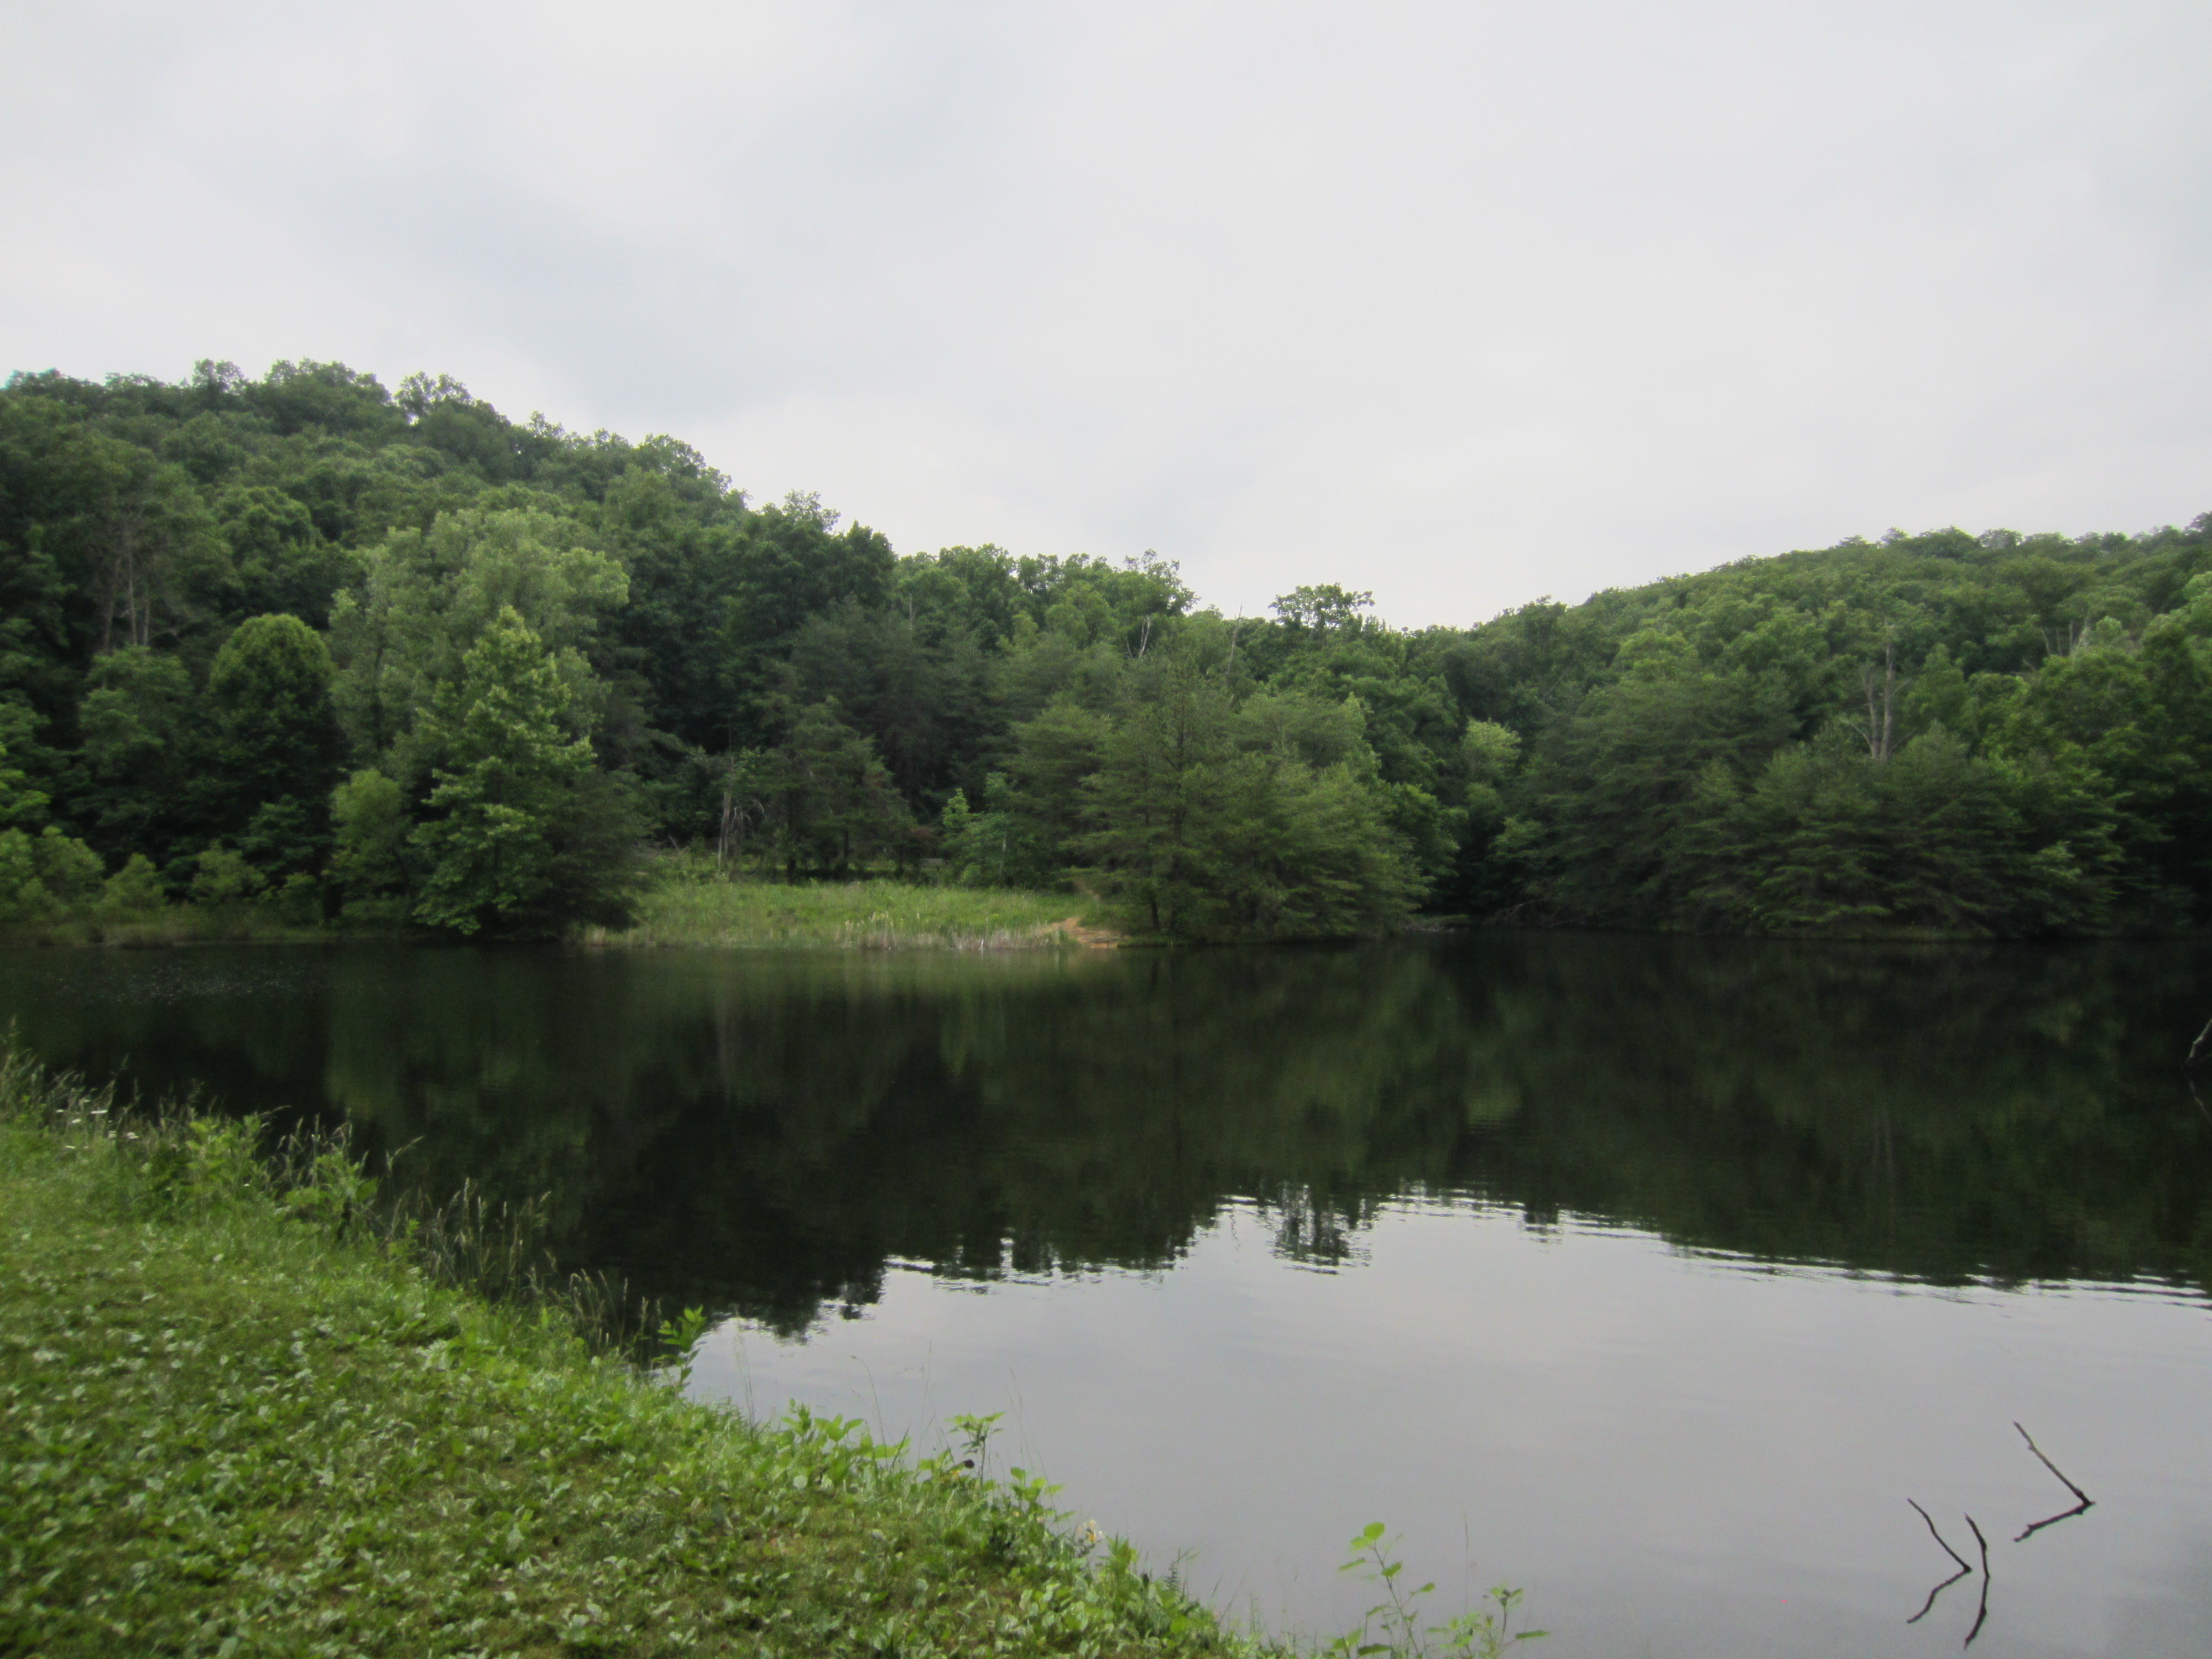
[2,358,2209,938]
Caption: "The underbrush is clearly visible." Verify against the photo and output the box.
[0,1055,1259,1657]
[603,861,1102,950]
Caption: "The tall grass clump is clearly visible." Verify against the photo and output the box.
[0,1050,1276,1657]
[603,855,1102,950]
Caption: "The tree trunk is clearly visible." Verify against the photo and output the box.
[1863,644,1898,761]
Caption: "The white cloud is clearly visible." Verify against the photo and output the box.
[4,0,2207,624]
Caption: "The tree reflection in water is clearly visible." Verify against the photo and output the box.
[2,932,2209,1332]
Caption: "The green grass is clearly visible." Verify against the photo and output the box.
[0,869,1109,951]
[602,867,1106,951]
[0,1056,1265,1658]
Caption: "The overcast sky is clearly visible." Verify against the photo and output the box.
[3,1,2206,627]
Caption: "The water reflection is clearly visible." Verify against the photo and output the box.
[1,933,2207,1324]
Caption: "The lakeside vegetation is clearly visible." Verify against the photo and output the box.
[2,359,2209,940]
[0,870,1096,953]
[0,1050,1282,1658]
[604,865,1096,950]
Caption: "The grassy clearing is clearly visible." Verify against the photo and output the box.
[0,1056,1262,1658]
[602,867,1107,951]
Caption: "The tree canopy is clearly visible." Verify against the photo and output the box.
[2,359,2208,937]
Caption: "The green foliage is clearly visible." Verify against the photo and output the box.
[1459,519,2212,932]
[97,853,164,915]
[654,1303,712,1389]
[32,826,102,905]
[0,829,47,923]
[214,482,352,625]
[205,613,342,820]
[1274,584,1376,632]
[1077,650,1421,939]
[409,608,636,936]
[765,699,915,876]
[189,844,265,907]
[0,827,105,924]
[1327,1525,1542,1659]
[1461,721,1520,786]
[74,646,194,859]
[328,507,627,774]
[1680,734,2122,933]
[1079,651,1238,935]
[940,774,1053,888]
[330,766,409,899]
[269,871,323,926]
[5,359,2209,940]
[275,1144,381,1237]
[0,701,47,827]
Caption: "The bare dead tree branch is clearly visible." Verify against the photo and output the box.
[2016,1502,2093,1543]
[1906,1499,1973,1626]
[1910,1499,1971,1573]
[2012,1421,2094,1540]
[1963,1514,1991,1648]
[2013,1422,2090,1506]
[1908,1566,1971,1626]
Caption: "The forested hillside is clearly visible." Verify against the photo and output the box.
[2,359,2208,938]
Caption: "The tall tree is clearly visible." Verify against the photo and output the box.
[408,608,638,935]
[72,648,195,867]
[764,701,914,876]
[1080,651,1233,936]
[328,508,627,775]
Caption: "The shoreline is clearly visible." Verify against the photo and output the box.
[7,870,2193,954]
[0,1055,1274,1657]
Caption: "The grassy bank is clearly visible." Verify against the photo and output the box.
[0,874,1105,952]
[0,1057,1259,1657]
[603,869,1109,950]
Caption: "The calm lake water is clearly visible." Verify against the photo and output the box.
[3,934,2210,1657]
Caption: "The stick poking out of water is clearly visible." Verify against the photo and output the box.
[1905,1500,1973,1626]
[2013,1421,2094,1541]
[1910,1500,1971,1573]
[1963,1515,1991,1648]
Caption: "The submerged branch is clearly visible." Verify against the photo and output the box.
[1905,1499,1974,1626]
[2012,1421,2094,1541]
[2015,1421,2091,1504]
[2016,1500,2093,1543]
[1907,1564,1971,1626]
[1910,1499,1972,1574]
[1963,1515,1991,1648]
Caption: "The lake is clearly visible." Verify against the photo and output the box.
[2,933,2209,1657]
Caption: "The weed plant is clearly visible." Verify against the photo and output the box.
[1325,1525,1543,1659]
[0,1052,1268,1657]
